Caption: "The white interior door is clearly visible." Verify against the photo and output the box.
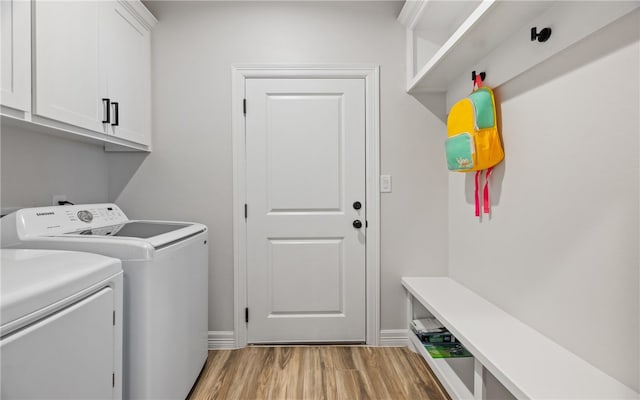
[246,78,366,343]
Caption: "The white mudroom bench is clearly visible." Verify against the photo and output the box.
[403,277,639,400]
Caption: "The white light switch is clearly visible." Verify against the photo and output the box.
[380,175,392,193]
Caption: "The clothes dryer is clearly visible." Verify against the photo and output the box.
[1,249,123,399]
[1,204,209,399]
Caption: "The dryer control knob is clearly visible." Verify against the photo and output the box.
[77,210,93,223]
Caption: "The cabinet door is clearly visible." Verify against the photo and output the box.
[103,2,152,146]
[1,0,31,113]
[32,1,108,133]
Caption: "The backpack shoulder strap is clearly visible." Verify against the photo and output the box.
[474,167,495,217]
[474,171,481,217]
[483,167,494,215]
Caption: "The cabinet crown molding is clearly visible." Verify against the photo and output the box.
[119,0,157,30]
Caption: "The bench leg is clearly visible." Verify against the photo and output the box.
[474,359,486,400]
[406,289,416,352]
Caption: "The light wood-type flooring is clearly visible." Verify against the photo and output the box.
[188,346,450,400]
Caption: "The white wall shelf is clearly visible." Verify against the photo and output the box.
[398,1,639,97]
[403,277,639,400]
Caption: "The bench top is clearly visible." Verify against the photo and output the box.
[402,277,638,399]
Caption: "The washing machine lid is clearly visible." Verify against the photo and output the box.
[0,249,122,327]
[64,221,191,239]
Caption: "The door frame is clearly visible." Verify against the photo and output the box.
[231,64,380,347]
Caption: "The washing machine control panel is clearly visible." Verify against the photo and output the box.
[77,210,93,223]
[62,206,125,225]
[12,204,129,237]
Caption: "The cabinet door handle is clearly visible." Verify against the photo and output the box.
[102,98,111,123]
[111,102,119,126]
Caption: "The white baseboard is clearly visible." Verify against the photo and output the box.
[208,330,408,349]
[208,331,236,350]
[379,329,409,347]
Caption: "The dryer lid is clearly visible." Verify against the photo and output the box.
[0,249,121,328]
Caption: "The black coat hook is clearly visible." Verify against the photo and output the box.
[531,27,552,42]
[472,71,486,82]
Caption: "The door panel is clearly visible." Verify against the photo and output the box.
[268,94,343,211]
[246,78,366,343]
[269,238,343,314]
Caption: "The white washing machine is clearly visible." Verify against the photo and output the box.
[1,248,123,399]
[1,204,209,400]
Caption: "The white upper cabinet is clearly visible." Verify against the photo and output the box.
[399,0,639,99]
[1,0,31,114]
[33,1,108,134]
[25,0,156,150]
[102,1,153,146]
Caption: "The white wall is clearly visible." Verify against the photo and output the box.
[448,12,639,390]
[1,123,110,210]
[108,1,448,334]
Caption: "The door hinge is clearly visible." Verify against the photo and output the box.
[113,310,115,326]
[366,220,368,228]
[112,372,115,387]
[243,99,246,115]
[245,307,249,323]
[244,204,248,219]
